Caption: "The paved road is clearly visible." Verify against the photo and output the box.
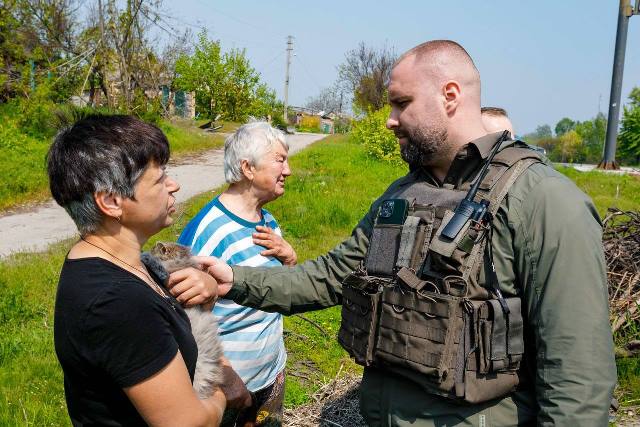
[0,133,327,258]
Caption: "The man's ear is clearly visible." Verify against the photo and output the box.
[442,80,461,116]
[94,191,123,221]
[240,159,255,182]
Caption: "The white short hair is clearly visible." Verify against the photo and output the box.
[224,121,289,183]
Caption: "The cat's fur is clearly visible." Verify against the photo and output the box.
[141,242,224,400]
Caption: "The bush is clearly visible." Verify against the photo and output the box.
[297,115,321,133]
[351,105,401,163]
[334,116,352,134]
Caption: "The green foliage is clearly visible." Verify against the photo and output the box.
[555,117,576,137]
[175,31,224,119]
[551,130,582,163]
[174,31,278,121]
[574,113,606,163]
[0,103,225,212]
[528,114,606,164]
[352,105,401,163]
[534,124,553,139]
[333,116,352,134]
[296,115,321,133]
[619,87,640,165]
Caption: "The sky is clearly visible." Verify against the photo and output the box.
[155,0,640,135]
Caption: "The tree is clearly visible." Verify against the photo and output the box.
[533,124,553,139]
[305,84,343,114]
[618,87,640,164]
[174,31,277,121]
[337,42,396,112]
[218,48,263,121]
[555,117,576,137]
[0,0,81,100]
[554,130,582,163]
[174,31,224,118]
[574,113,606,163]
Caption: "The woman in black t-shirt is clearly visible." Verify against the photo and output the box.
[47,115,243,426]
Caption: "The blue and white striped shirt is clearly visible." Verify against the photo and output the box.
[178,196,287,392]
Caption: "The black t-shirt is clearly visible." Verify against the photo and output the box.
[53,257,197,426]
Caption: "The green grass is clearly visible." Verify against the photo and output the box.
[1,134,639,424]
[0,112,226,213]
[556,166,640,218]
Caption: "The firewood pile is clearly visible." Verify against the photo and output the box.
[283,366,366,427]
[604,208,640,338]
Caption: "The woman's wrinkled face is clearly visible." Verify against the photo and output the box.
[121,162,180,238]
[251,142,291,202]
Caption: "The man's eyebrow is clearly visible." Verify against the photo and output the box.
[389,94,409,102]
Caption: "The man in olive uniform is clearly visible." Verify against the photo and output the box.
[205,40,616,426]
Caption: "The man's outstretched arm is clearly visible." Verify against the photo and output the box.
[200,216,374,315]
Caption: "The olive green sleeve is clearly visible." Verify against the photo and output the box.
[226,206,376,315]
[503,166,616,426]
[227,226,370,314]
[225,173,414,314]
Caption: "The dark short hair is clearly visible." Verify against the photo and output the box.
[47,114,170,235]
[481,107,509,117]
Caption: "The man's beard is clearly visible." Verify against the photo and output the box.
[399,124,448,168]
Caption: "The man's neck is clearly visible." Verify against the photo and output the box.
[429,122,488,183]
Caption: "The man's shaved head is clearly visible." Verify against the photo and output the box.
[394,40,481,101]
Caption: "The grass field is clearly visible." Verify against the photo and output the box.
[0,112,228,213]
[0,134,638,424]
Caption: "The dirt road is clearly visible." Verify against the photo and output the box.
[0,133,327,258]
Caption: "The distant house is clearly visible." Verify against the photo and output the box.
[319,114,334,134]
[160,85,195,119]
[289,106,337,134]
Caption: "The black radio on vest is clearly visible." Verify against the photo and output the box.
[441,130,510,240]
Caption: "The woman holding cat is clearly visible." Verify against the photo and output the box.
[48,115,236,426]
[177,121,296,426]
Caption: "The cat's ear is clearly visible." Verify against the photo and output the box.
[155,242,168,255]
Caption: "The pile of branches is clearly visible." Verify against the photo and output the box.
[283,366,366,427]
[604,208,640,337]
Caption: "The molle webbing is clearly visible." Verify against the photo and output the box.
[338,145,542,403]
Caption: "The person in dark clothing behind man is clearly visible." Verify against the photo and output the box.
[197,40,616,426]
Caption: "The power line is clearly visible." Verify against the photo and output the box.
[257,50,285,73]
[190,1,286,42]
[293,54,323,91]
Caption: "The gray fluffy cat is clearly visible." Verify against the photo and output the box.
[141,242,224,400]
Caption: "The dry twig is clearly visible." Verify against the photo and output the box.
[284,366,366,427]
[603,209,640,335]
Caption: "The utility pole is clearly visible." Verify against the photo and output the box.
[283,35,293,124]
[599,0,639,169]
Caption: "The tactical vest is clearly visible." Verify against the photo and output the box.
[338,143,542,404]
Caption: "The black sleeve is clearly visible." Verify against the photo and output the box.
[83,282,179,388]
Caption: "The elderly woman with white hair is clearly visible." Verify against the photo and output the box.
[178,121,297,426]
